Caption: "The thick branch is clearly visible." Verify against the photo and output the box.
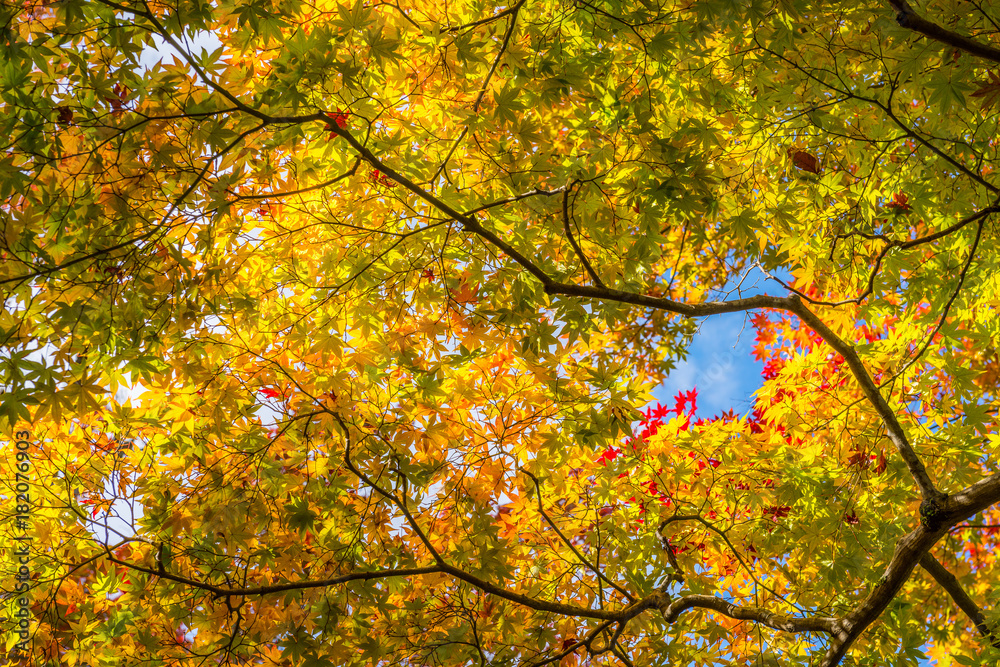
[788,297,942,502]
[106,550,631,621]
[662,595,838,635]
[920,553,1000,646]
[821,203,998,307]
[107,556,442,596]
[336,119,949,504]
[108,552,637,621]
[544,282,792,316]
[332,129,554,286]
[820,470,1000,665]
[889,0,1000,64]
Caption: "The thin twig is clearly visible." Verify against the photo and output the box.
[521,469,632,601]
[432,0,526,184]
[561,182,605,287]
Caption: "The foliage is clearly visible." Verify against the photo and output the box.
[3,0,1000,664]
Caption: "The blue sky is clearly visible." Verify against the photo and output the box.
[652,311,762,418]
[652,265,784,418]
[651,266,942,665]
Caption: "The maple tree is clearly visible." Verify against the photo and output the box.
[5,0,1000,664]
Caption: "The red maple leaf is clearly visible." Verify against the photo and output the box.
[324,110,350,137]
[846,448,870,469]
[325,110,349,128]
[972,71,1000,110]
[369,169,396,188]
[673,387,698,415]
[107,83,129,115]
[789,149,820,174]
[596,446,620,464]
[887,192,911,212]
[763,505,791,520]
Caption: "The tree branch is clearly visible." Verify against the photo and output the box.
[662,595,838,635]
[920,552,1000,647]
[544,282,792,316]
[819,470,1000,665]
[523,620,616,667]
[334,412,445,565]
[446,1,526,33]
[461,187,566,216]
[561,183,605,287]
[1,121,267,286]
[332,127,555,285]
[789,297,943,503]
[521,469,632,602]
[107,556,443,596]
[332,413,638,621]
[816,203,999,307]
[432,0,525,183]
[888,0,1000,64]
[892,218,985,383]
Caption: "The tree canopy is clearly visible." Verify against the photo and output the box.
[4,0,1000,664]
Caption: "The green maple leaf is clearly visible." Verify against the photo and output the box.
[284,498,319,532]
